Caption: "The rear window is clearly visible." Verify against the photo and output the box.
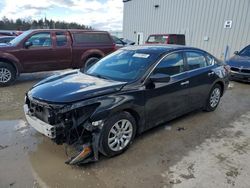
[73,32,111,43]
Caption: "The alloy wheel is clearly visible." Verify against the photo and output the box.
[0,68,11,83]
[108,119,133,152]
[210,88,221,108]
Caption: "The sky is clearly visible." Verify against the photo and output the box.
[0,0,123,31]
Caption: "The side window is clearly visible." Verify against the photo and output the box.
[113,36,123,45]
[206,54,215,66]
[186,52,208,70]
[153,53,185,76]
[56,32,67,46]
[27,32,51,47]
[73,33,111,43]
[240,46,250,56]
[168,36,175,44]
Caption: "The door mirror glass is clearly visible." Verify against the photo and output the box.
[150,73,170,83]
[24,41,33,48]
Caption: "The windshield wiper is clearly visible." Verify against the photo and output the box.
[92,74,110,80]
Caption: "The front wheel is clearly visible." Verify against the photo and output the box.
[204,84,222,112]
[0,62,16,87]
[99,112,136,157]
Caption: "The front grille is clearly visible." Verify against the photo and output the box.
[241,69,250,74]
[231,67,239,72]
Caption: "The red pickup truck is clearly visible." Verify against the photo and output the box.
[0,29,116,86]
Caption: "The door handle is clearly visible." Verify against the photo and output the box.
[208,72,215,76]
[180,81,189,85]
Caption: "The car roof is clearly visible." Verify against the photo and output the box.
[149,34,185,36]
[26,29,108,33]
[121,44,205,55]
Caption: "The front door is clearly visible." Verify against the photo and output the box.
[19,32,56,72]
[145,52,189,129]
[54,31,72,69]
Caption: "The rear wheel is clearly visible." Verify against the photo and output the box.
[82,57,100,72]
[0,62,16,87]
[99,112,136,157]
[204,84,222,112]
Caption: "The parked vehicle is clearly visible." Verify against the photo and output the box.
[120,38,135,45]
[146,34,186,45]
[24,45,229,165]
[0,29,115,86]
[227,45,250,82]
[0,36,15,43]
[112,35,135,48]
[0,30,22,36]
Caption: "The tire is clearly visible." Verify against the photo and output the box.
[0,62,16,87]
[204,84,222,112]
[82,57,100,72]
[99,112,136,157]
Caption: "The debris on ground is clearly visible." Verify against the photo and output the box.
[9,182,16,187]
[177,127,186,131]
[228,82,234,89]
[165,126,172,131]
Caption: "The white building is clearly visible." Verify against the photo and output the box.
[123,0,250,59]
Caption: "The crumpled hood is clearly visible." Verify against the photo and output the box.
[227,55,250,68]
[28,71,126,103]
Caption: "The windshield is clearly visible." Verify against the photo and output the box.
[86,50,160,82]
[146,35,167,44]
[9,30,33,46]
[239,46,250,57]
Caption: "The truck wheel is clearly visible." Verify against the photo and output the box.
[0,62,16,87]
[99,112,136,157]
[83,57,100,72]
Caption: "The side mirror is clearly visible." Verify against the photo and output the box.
[150,73,171,83]
[24,41,33,48]
[234,51,239,55]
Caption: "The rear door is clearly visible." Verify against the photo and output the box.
[145,52,189,129]
[184,51,216,109]
[54,31,72,69]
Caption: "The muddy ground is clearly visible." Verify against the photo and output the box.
[0,71,250,188]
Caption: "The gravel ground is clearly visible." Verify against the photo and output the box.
[0,71,250,188]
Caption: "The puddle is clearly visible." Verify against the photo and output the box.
[0,120,39,188]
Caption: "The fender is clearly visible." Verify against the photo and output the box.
[0,52,23,74]
[80,49,105,67]
[90,91,146,134]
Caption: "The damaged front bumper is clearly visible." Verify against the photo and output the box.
[24,104,56,138]
[24,96,104,165]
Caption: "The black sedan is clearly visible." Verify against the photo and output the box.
[227,45,250,82]
[24,45,229,165]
